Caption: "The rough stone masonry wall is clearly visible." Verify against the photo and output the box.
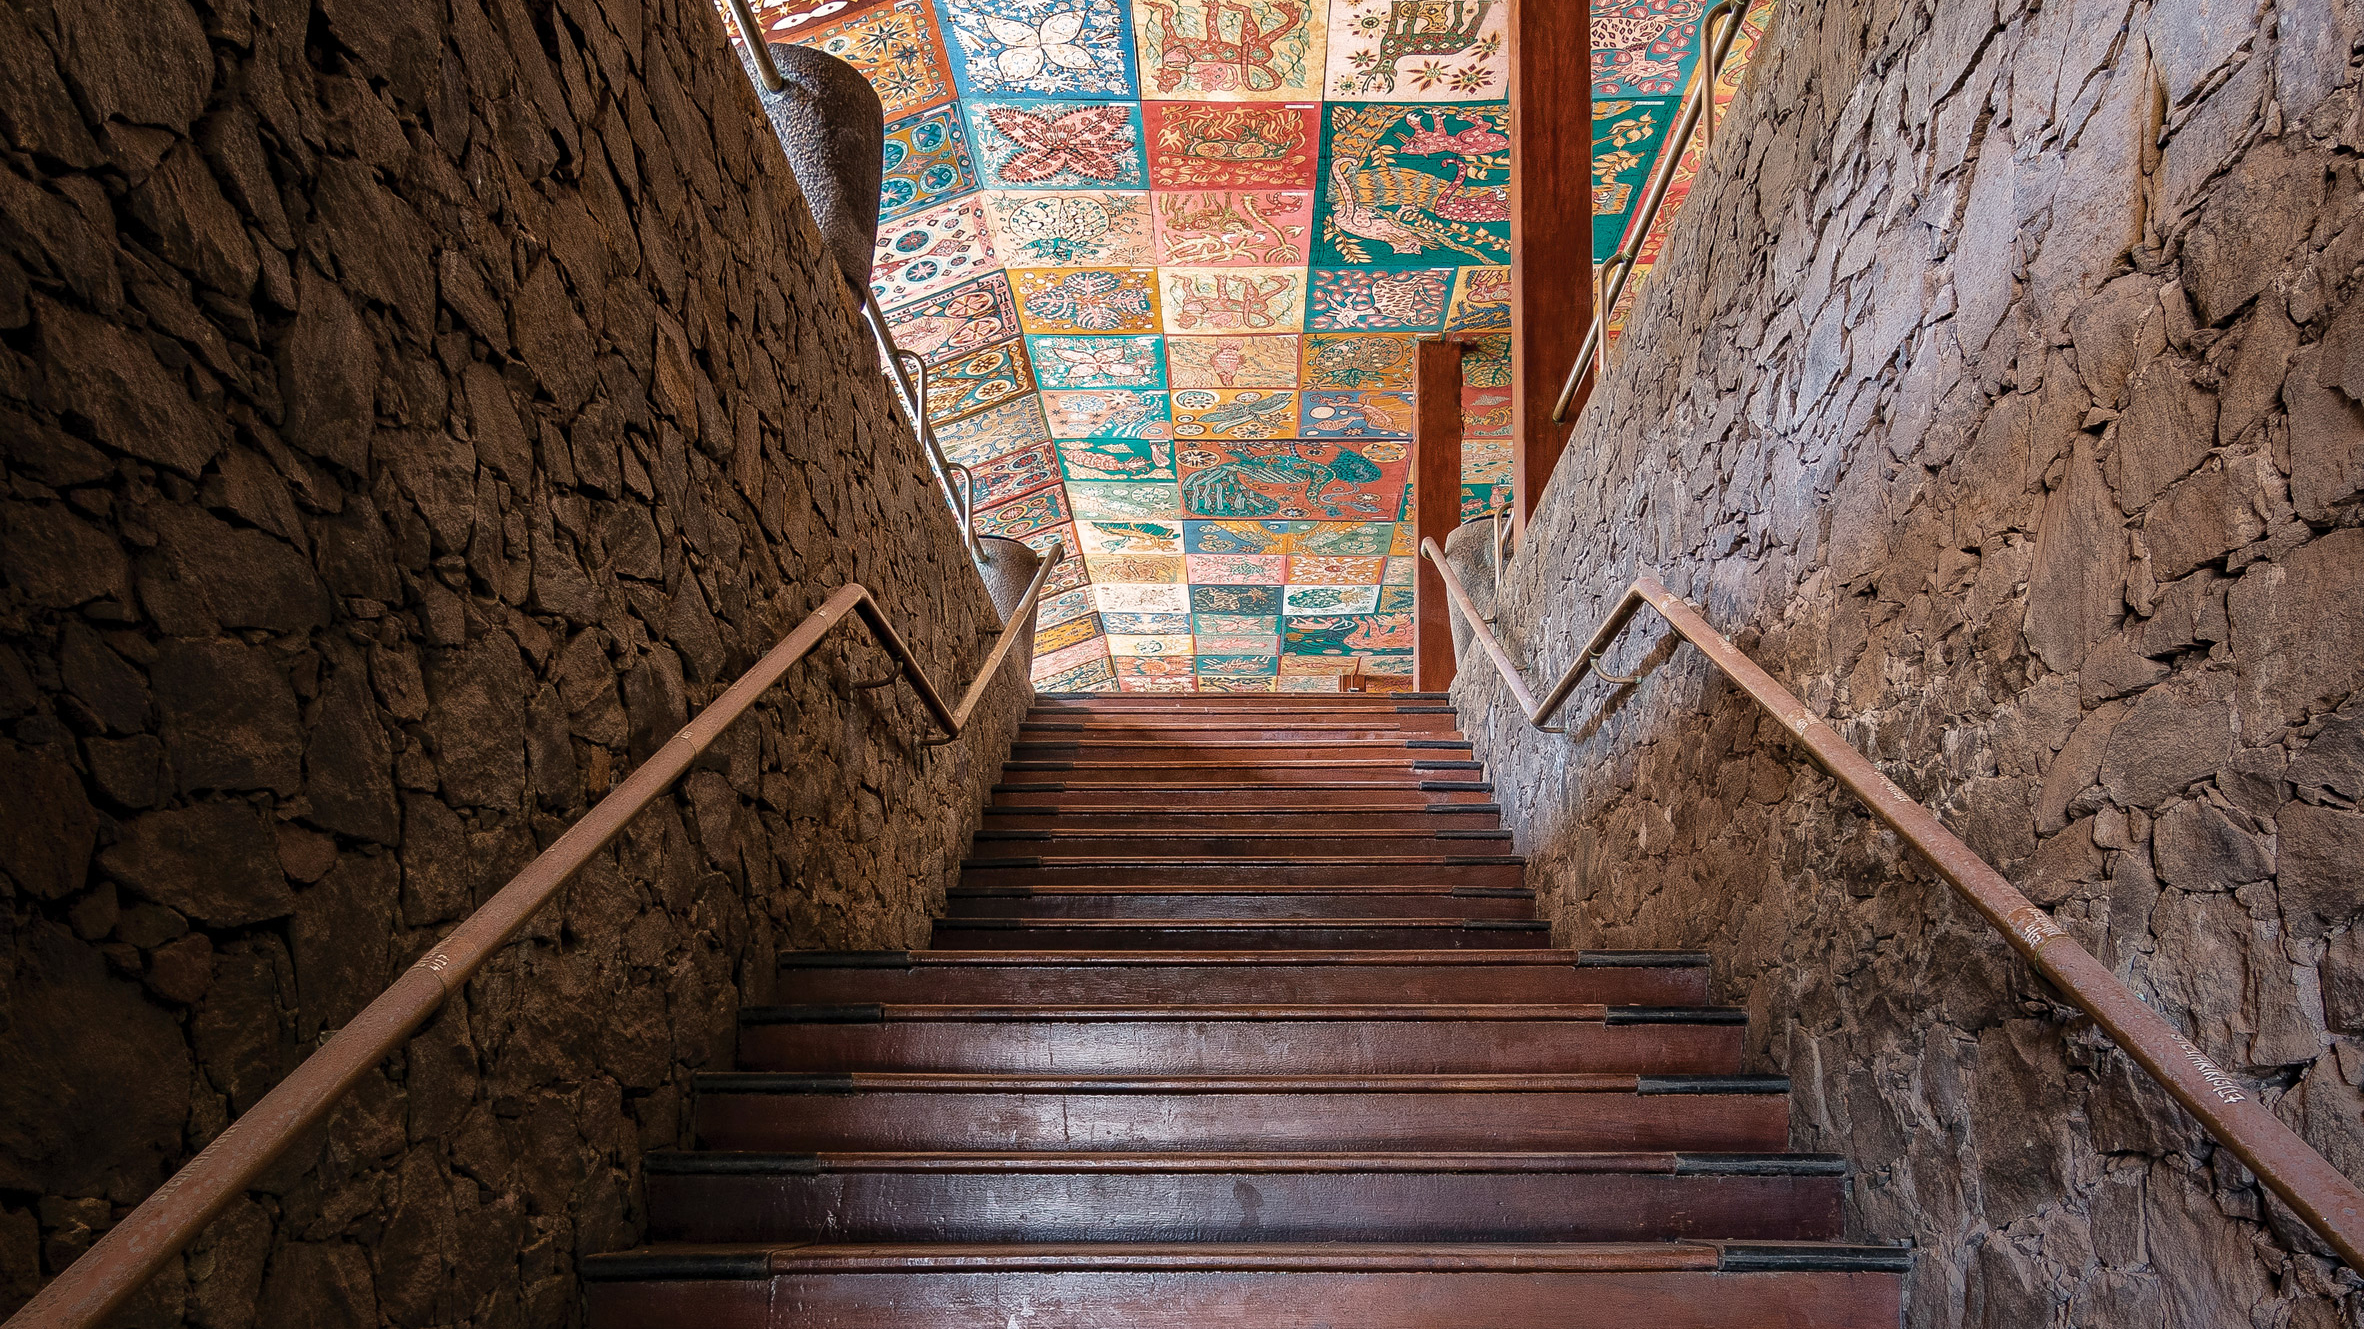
[1462,0,2364,1324]
[0,0,1025,1319]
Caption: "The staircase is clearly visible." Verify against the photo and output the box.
[583,693,1907,1326]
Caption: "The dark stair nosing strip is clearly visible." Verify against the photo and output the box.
[1007,762,1079,771]
[1427,803,1501,814]
[740,1005,888,1025]
[1602,1006,1750,1026]
[1674,1154,1849,1177]
[1443,855,1525,866]
[1419,781,1493,792]
[1576,950,1711,968]
[1411,760,1484,770]
[582,1252,771,1282]
[1460,920,1551,931]
[1396,705,1456,713]
[975,831,1055,841]
[1715,1244,1913,1274]
[776,951,914,970]
[965,856,1046,869]
[994,782,1069,792]
[1021,722,1089,730]
[645,1151,825,1175]
[1401,740,1474,749]
[701,1072,861,1093]
[1435,829,1513,839]
[1448,886,1532,898]
[1635,1075,1790,1095]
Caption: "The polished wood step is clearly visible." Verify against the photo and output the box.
[970,828,1513,857]
[929,918,1553,950]
[774,951,1714,1006]
[640,1152,1847,1243]
[981,804,1505,831]
[733,1005,1745,1074]
[957,857,1524,889]
[1003,761,1488,785]
[1020,720,1461,739]
[1012,740,1476,762]
[585,1241,1907,1329]
[692,1072,1793,1154]
[1032,693,1452,709]
[943,885,1532,921]
[990,781,1498,807]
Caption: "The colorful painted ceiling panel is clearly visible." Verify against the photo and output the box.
[728,0,1768,690]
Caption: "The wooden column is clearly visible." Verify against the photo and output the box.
[1508,0,1592,536]
[1413,338,1464,693]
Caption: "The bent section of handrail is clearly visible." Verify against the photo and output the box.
[8,545,1063,1329]
[1551,0,1743,425]
[1420,537,2364,1271]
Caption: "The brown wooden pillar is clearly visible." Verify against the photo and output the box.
[1413,338,1464,693]
[1508,0,1591,537]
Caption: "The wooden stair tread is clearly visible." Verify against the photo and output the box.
[694,1071,1786,1092]
[585,1240,1908,1276]
[737,1003,1740,1022]
[641,1149,1845,1174]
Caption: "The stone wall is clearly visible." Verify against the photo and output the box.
[1464,0,2364,1323]
[0,0,1025,1319]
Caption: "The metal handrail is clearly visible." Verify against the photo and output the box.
[861,292,979,557]
[1420,537,2364,1270]
[8,544,1064,1329]
[1551,0,1742,423]
[723,0,786,91]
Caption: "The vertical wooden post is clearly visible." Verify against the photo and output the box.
[1508,0,1592,536]
[1413,338,1464,693]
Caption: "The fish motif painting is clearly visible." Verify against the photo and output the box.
[1031,334,1167,387]
[1170,388,1299,439]
[879,106,978,221]
[1196,654,1280,677]
[1161,268,1307,334]
[1316,102,1512,267]
[1462,387,1511,438]
[884,272,1023,362]
[1132,0,1324,98]
[1323,0,1506,101]
[1057,437,1176,480]
[1306,267,1452,330]
[982,191,1154,266]
[1074,519,1184,555]
[1167,335,1301,389]
[939,0,1138,98]
[1042,388,1174,438]
[1143,102,1321,188]
[1284,611,1411,652]
[1015,267,1163,333]
[1153,190,1314,266]
[1175,437,1408,519]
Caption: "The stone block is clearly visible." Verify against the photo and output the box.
[100,801,294,927]
[2229,528,2364,726]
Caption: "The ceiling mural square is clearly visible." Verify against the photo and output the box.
[735,0,1769,689]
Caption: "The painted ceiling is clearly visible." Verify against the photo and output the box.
[727,0,1773,692]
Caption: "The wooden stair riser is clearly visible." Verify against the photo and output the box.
[942,890,1533,922]
[643,1168,1843,1244]
[990,784,1500,808]
[929,920,1550,950]
[969,831,1512,857]
[981,808,1503,831]
[957,860,1524,889]
[1007,764,1487,785]
[587,1266,1901,1329]
[1011,743,1475,764]
[1032,695,1451,711]
[774,957,1715,1006]
[734,1019,1743,1075]
[1019,722,1462,739]
[694,1085,1791,1153]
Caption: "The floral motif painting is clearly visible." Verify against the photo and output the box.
[1323,0,1507,100]
[1101,611,1193,633]
[939,0,1139,98]
[872,195,1000,306]
[1057,436,1176,480]
[982,191,1154,266]
[1074,519,1185,555]
[1131,0,1325,98]
[967,440,1063,506]
[967,99,1149,189]
[1591,0,1707,97]
[1186,552,1289,583]
[924,338,1036,421]
[1167,335,1301,388]
[804,0,958,118]
[1315,102,1511,266]
[1286,553,1387,583]
[1161,267,1307,334]
[975,483,1070,537]
[1301,332,1417,389]
[1442,263,1510,331]
[1153,190,1314,266]
[1015,267,1162,333]
[880,106,979,220]
[1300,390,1413,437]
[937,394,1052,466]
[1042,387,1174,438]
[1306,267,1451,330]
[1095,581,1193,613]
[1197,613,1279,633]
[1176,436,1408,519]
[884,271,1024,362]
[1190,583,1283,614]
[1591,99,1674,259]
[1066,480,1186,519]
[1170,387,1299,439]
[1281,583,1381,615]
[1031,334,1168,388]
[1143,102,1321,188]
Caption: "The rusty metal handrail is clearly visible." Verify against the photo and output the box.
[8,544,1063,1329]
[860,292,979,558]
[1420,537,2364,1270]
[1551,0,1742,423]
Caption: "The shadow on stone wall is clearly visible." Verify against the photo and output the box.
[1461,0,2364,1324]
[0,0,1025,1319]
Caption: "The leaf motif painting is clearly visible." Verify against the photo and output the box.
[1315,102,1512,267]
[1030,335,1167,389]
[1042,388,1174,439]
[1323,0,1506,101]
[967,100,1149,189]
[1591,99,1674,260]
[1014,267,1163,333]
[939,0,1138,98]
[1152,190,1314,266]
[1144,102,1320,188]
[1306,267,1451,330]
[1131,0,1326,99]
[871,196,1001,306]
[800,0,959,118]
[879,106,980,221]
[1167,335,1301,389]
[982,191,1154,266]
